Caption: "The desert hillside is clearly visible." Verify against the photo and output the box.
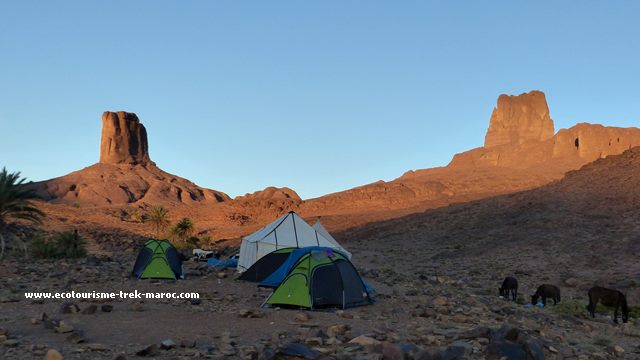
[341,145,640,303]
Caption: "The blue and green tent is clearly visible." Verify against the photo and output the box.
[260,247,372,309]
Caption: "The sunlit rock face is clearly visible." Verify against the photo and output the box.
[99,111,151,165]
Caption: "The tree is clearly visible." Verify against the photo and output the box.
[147,206,170,239]
[0,167,45,259]
[170,217,195,243]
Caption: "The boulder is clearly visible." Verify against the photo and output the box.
[44,349,63,360]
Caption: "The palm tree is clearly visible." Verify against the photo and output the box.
[170,217,195,242]
[146,205,170,239]
[0,167,45,259]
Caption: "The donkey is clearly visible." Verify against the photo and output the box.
[531,284,561,306]
[499,277,518,301]
[587,286,629,323]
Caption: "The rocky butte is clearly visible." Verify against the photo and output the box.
[484,90,555,148]
[32,111,229,206]
[99,111,151,165]
[449,90,640,172]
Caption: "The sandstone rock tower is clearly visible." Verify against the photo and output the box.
[99,111,151,165]
[484,90,554,148]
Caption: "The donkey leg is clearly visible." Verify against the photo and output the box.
[613,305,619,324]
[587,301,594,318]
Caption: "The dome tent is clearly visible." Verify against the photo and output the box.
[237,211,350,272]
[132,239,183,279]
[260,247,372,309]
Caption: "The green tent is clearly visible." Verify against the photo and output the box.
[262,247,372,309]
[132,240,183,279]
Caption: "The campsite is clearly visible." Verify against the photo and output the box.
[3,2,640,360]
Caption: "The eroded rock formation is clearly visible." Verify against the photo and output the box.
[32,111,230,206]
[100,111,151,165]
[484,91,554,148]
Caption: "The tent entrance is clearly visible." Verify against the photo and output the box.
[311,263,344,308]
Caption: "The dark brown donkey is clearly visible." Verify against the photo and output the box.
[499,277,518,301]
[587,286,629,323]
[531,284,561,306]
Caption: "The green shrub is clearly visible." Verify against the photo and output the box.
[131,208,148,223]
[53,231,87,258]
[30,235,58,258]
[551,299,588,318]
[31,231,87,259]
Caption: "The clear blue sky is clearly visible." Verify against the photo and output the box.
[1,1,639,199]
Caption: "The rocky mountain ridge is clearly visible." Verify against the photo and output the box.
[29,90,640,241]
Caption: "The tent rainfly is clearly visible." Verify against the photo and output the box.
[132,239,183,279]
[237,211,351,272]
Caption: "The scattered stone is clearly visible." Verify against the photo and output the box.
[349,335,381,347]
[457,326,491,340]
[44,349,63,360]
[61,302,80,314]
[3,339,19,347]
[190,298,201,305]
[180,339,196,348]
[66,330,86,344]
[44,318,59,330]
[336,310,354,319]
[101,304,113,312]
[276,342,321,359]
[55,321,74,333]
[135,344,158,357]
[295,312,311,322]
[327,324,349,337]
[613,345,624,355]
[160,339,176,350]
[432,296,449,306]
[564,278,579,287]
[238,309,265,318]
[86,343,108,351]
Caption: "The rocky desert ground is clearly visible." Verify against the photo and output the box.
[2,91,640,359]
[2,206,640,359]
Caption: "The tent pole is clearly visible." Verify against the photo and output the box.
[292,214,299,247]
